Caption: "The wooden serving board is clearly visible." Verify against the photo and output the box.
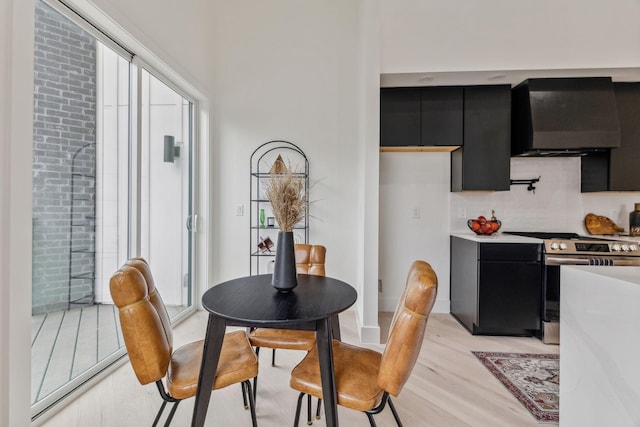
[584,213,625,235]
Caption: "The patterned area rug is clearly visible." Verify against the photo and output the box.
[473,351,559,424]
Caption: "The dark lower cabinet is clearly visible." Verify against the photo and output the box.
[450,236,542,336]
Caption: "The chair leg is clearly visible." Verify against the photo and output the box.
[163,401,181,427]
[152,400,168,427]
[387,396,403,427]
[241,381,249,409]
[293,392,305,427]
[315,398,322,420]
[307,394,313,425]
[253,347,260,401]
[366,411,378,427]
[154,380,181,427]
[271,348,276,366]
[243,380,258,427]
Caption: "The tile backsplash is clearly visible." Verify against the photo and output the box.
[451,157,640,234]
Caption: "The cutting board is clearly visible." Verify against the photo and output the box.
[584,213,624,235]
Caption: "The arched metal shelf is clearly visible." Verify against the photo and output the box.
[249,140,309,275]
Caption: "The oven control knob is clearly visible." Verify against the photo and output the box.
[621,244,630,252]
[630,244,638,251]
[612,244,621,252]
[550,242,559,250]
[559,242,568,250]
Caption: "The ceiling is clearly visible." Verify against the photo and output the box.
[380,67,640,88]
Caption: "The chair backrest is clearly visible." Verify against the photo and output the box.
[109,258,173,385]
[294,244,326,276]
[377,260,438,396]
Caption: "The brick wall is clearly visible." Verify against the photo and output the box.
[32,0,96,313]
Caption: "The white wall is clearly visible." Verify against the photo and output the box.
[379,153,451,313]
[380,0,640,74]
[451,157,640,234]
[206,1,362,290]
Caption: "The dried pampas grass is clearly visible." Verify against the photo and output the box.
[264,167,306,232]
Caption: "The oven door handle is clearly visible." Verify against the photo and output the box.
[545,256,590,266]
[545,256,640,266]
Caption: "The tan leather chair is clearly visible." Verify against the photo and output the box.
[249,244,326,361]
[289,260,438,427]
[249,244,326,422]
[110,258,259,427]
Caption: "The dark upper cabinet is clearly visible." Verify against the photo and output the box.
[451,85,511,192]
[380,87,421,146]
[421,87,463,146]
[380,86,463,147]
[581,82,640,192]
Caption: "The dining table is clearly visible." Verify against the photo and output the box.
[191,273,358,427]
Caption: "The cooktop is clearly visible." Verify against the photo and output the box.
[504,231,600,240]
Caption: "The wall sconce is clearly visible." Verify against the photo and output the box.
[163,135,181,163]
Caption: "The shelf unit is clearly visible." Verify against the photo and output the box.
[67,143,96,309]
[250,141,309,275]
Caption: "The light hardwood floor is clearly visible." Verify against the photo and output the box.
[39,310,559,427]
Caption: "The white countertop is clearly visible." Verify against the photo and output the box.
[452,232,640,245]
[450,232,543,244]
[560,266,640,427]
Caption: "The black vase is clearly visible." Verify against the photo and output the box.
[272,231,298,292]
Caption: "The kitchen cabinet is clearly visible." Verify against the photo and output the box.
[380,86,462,147]
[451,85,511,191]
[381,85,511,191]
[450,236,542,336]
[380,87,421,147]
[581,82,640,192]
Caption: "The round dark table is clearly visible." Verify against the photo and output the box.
[192,274,357,427]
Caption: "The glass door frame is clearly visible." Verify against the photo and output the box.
[31,0,200,419]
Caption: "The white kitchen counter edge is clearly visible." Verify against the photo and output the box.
[560,265,640,427]
[450,232,543,244]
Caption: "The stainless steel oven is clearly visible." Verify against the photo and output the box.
[505,232,640,344]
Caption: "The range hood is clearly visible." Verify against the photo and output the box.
[511,77,621,157]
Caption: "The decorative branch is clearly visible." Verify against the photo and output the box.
[264,164,307,232]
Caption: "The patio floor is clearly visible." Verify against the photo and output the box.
[31,304,183,405]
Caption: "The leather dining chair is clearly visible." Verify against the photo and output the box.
[289,260,438,427]
[248,243,326,423]
[110,258,259,427]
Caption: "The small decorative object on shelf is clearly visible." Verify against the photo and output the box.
[265,164,306,292]
[257,236,274,253]
[267,216,275,227]
[259,208,266,228]
[629,203,640,236]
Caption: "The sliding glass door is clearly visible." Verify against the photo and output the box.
[31,0,196,418]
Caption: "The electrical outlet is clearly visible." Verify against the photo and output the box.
[458,208,467,218]
[378,279,382,292]
[412,207,421,218]
[235,204,244,216]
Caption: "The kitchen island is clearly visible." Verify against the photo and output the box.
[560,266,640,427]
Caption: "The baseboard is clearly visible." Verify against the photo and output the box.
[353,309,381,344]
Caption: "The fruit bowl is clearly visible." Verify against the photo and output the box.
[467,218,501,236]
